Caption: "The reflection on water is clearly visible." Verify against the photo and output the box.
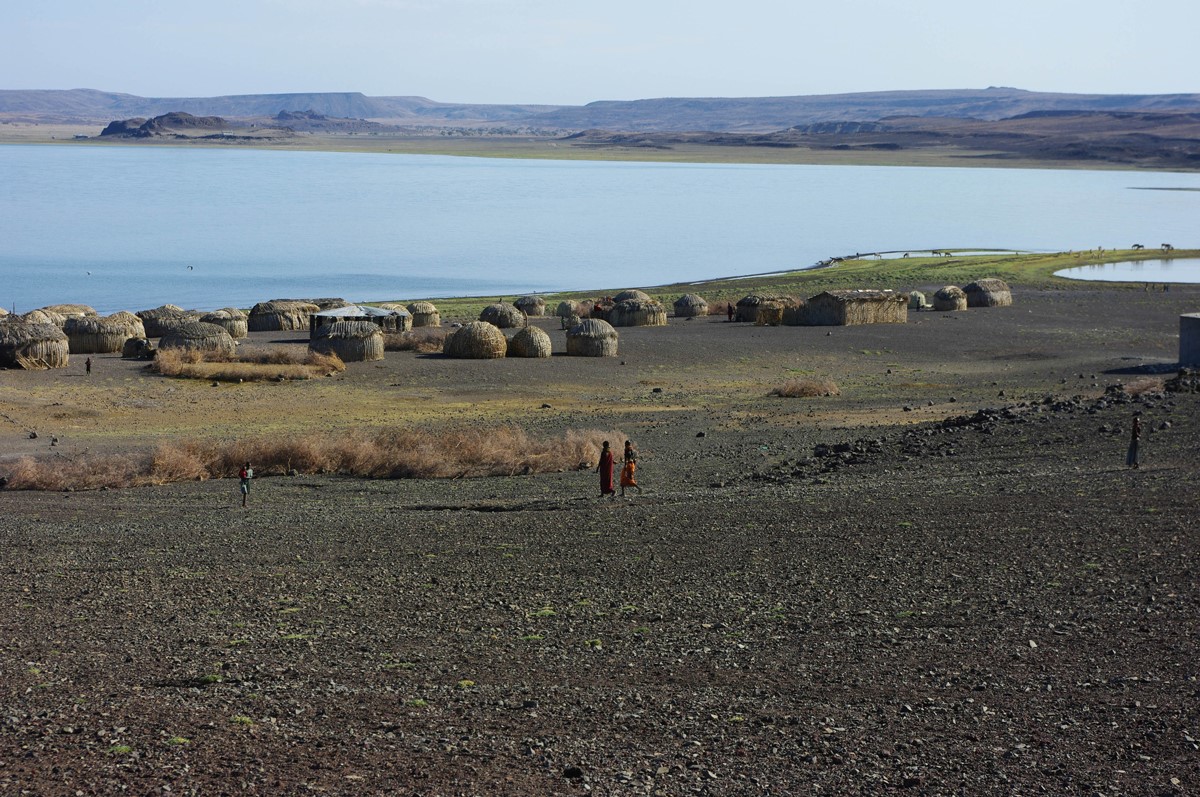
[1055,259,1200,284]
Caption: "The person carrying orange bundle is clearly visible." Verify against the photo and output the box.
[620,440,642,497]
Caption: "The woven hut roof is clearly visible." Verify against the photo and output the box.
[934,285,966,301]
[309,319,384,362]
[508,325,552,358]
[514,296,546,316]
[0,322,71,369]
[566,318,619,357]
[479,303,528,329]
[20,309,65,326]
[609,298,667,327]
[41,303,97,319]
[159,321,237,355]
[613,289,652,303]
[407,301,441,327]
[933,285,968,312]
[306,298,352,311]
[248,300,319,332]
[673,294,709,317]
[407,301,438,315]
[64,313,147,353]
[201,309,249,338]
[443,321,507,359]
[138,305,202,336]
[554,300,584,318]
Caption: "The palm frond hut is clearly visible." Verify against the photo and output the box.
[479,303,528,329]
[673,294,709,318]
[122,337,155,360]
[514,296,546,317]
[200,308,249,339]
[158,322,237,356]
[64,313,147,353]
[613,289,652,303]
[609,298,667,327]
[795,290,908,326]
[781,300,810,326]
[310,305,411,336]
[21,309,66,327]
[41,304,97,321]
[933,285,968,312]
[587,298,614,321]
[508,325,552,358]
[247,300,319,332]
[964,278,1013,308]
[0,322,70,369]
[407,302,441,328]
[309,319,384,362]
[735,294,797,323]
[138,305,201,337]
[555,300,585,320]
[566,319,619,357]
[304,297,351,311]
[908,290,929,310]
[443,321,507,359]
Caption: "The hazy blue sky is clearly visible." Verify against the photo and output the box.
[4,0,1197,104]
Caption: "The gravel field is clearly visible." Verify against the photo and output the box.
[1,285,1198,795]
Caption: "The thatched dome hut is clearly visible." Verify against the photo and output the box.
[613,289,652,303]
[609,298,667,327]
[158,322,237,356]
[122,338,155,360]
[443,321,507,359]
[21,308,66,327]
[407,302,441,328]
[566,319,619,357]
[908,291,928,310]
[309,320,384,363]
[587,298,614,321]
[64,313,146,354]
[0,322,70,369]
[138,305,201,337]
[673,294,709,318]
[508,325,552,358]
[735,294,796,323]
[555,300,585,320]
[40,304,97,321]
[247,300,319,332]
[964,278,1013,308]
[306,298,351,311]
[514,296,546,317]
[479,303,528,329]
[200,308,249,338]
[933,285,968,312]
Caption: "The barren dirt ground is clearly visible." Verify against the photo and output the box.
[1,286,1198,795]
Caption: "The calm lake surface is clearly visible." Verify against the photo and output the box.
[2,144,1199,313]
[1055,258,1200,284]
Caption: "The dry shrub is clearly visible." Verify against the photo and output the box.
[384,327,449,353]
[1122,377,1165,396]
[708,301,735,316]
[2,427,624,491]
[152,347,344,381]
[771,378,840,398]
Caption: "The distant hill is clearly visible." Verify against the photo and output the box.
[525,88,1200,132]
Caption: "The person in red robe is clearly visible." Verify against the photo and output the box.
[597,441,615,497]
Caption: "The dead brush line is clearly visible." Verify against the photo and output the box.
[152,348,345,381]
[3,427,626,491]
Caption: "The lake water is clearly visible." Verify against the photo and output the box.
[2,144,1199,314]
[1055,258,1200,284]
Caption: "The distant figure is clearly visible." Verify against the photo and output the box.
[1126,414,1142,469]
[726,303,734,322]
[620,440,642,497]
[239,461,254,507]
[84,356,92,376]
[1132,243,1145,250]
[597,442,615,498]
[1162,243,1174,252]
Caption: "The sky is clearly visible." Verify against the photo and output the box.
[3,0,1198,105]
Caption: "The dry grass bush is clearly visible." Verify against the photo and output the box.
[3,427,625,491]
[384,327,449,353]
[1122,377,1165,396]
[152,348,344,381]
[771,378,841,398]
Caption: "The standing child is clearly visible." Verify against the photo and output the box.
[597,442,615,498]
[239,461,254,507]
[620,440,642,497]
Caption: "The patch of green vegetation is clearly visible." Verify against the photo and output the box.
[533,607,557,618]
[586,638,603,650]
[456,679,476,689]
[107,744,133,755]
[895,610,918,619]
[279,633,312,641]
[167,736,190,746]
[230,715,255,726]
[407,698,429,708]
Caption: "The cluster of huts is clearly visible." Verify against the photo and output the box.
[0,278,1013,369]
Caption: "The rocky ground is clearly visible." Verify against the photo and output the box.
[1,286,1198,795]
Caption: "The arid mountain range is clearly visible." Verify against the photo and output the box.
[6,86,1200,131]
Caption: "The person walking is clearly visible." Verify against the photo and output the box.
[726,302,734,322]
[1126,413,1142,469]
[597,441,615,498]
[239,461,254,507]
[84,356,92,376]
[620,440,642,497]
